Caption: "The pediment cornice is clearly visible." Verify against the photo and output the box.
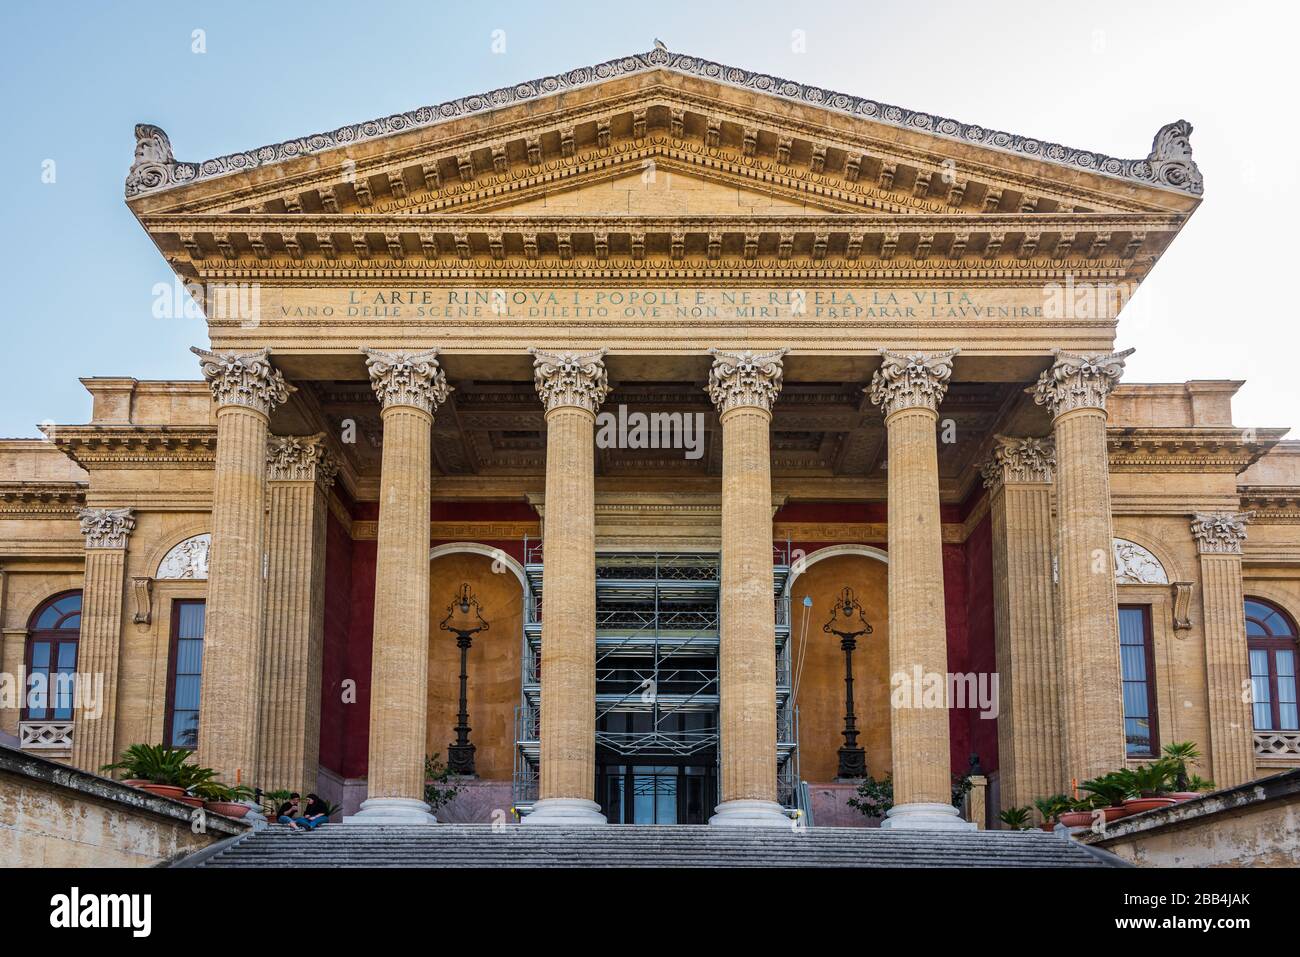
[125,48,1202,215]
[44,425,218,470]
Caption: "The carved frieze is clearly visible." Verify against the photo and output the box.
[1113,538,1169,584]
[157,534,211,580]
[867,348,958,418]
[361,347,452,415]
[1030,347,1134,418]
[1190,511,1254,555]
[530,348,611,415]
[192,347,291,415]
[980,435,1055,488]
[78,507,136,549]
[706,348,787,415]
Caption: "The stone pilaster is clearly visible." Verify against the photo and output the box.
[191,347,290,784]
[706,348,789,827]
[524,348,610,825]
[348,349,449,824]
[869,348,973,829]
[69,508,134,773]
[257,434,337,794]
[1031,348,1132,784]
[1190,511,1257,787]
[980,437,1064,810]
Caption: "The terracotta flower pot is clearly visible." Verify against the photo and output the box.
[1038,821,1056,831]
[1123,796,1178,814]
[175,794,204,808]
[122,779,150,788]
[1057,810,1095,828]
[139,783,186,801]
[204,801,252,819]
[1167,791,1200,802]
[1101,805,1132,822]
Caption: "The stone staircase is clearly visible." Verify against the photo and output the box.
[185,824,1124,868]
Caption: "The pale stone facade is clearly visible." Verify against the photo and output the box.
[1,50,1298,838]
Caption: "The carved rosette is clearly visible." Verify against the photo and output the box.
[266,433,338,487]
[192,346,291,415]
[1190,511,1255,555]
[78,507,136,549]
[361,347,452,415]
[1030,348,1134,419]
[867,348,958,418]
[529,348,611,415]
[980,435,1056,489]
[705,348,787,415]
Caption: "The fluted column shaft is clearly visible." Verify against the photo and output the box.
[70,507,134,772]
[1033,348,1133,784]
[1192,512,1257,787]
[538,405,598,803]
[718,404,778,804]
[257,436,335,794]
[982,438,1063,810]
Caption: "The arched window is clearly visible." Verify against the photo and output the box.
[23,591,82,721]
[1247,598,1299,732]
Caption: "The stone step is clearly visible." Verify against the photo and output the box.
[190,824,1119,868]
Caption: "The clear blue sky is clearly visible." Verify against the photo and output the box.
[1,0,1296,436]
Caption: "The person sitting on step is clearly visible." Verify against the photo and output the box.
[297,793,330,829]
[276,792,304,831]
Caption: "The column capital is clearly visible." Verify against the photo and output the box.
[191,346,292,415]
[1030,347,1134,418]
[529,347,610,415]
[867,348,958,418]
[706,347,786,415]
[78,507,135,549]
[361,347,452,415]
[980,435,1056,489]
[1191,510,1255,555]
[266,433,338,487]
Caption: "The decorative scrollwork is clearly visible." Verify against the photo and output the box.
[867,348,958,418]
[706,347,786,415]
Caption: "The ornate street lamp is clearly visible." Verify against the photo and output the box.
[823,586,873,779]
[440,583,489,776]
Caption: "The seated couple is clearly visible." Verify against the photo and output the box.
[275,792,330,830]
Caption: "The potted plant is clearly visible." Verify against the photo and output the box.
[192,780,256,818]
[1032,793,1072,831]
[1189,774,1215,794]
[1162,741,1205,800]
[1116,758,1179,814]
[998,806,1033,830]
[261,788,297,821]
[1079,772,1132,822]
[101,744,213,802]
[1057,797,1100,830]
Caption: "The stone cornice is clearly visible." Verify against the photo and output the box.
[191,347,292,415]
[530,348,611,415]
[78,507,136,549]
[361,347,452,415]
[706,348,786,415]
[980,434,1055,488]
[1191,510,1254,555]
[868,348,958,418]
[125,48,1201,199]
[1106,427,1286,473]
[0,482,86,519]
[266,433,339,486]
[1031,347,1133,418]
[1238,485,1300,523]
[44,425,218,469]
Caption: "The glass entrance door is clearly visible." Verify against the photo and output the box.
[597,763,715,824]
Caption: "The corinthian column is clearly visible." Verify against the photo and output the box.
[1190,511,1257,787]
[348,349,449,824]
[523,348,609,826]
[192,347,290,783]
[980,437,1064,811]
[70,508,135,772]
[1031,348,1132,783]
[706,348,789,827]
[257,434,337,794]
[869,348,972,830]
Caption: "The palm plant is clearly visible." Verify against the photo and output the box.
[998,806,1033,830]
[1161,741,1203,791]
[101,744,209,787]
[1032,793,1072,825]
[1079,772,1129,808]
[191,780,254,802]
[1116,758,1177,798]
[1188,774,1216,793]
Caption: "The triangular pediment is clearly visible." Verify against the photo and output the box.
[126,49,1202,221]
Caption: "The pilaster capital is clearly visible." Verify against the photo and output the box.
[78,507,135,549]
[529,348,611,415]
[191,346,292,415]
[361,347,452,415]
[1029,347,1134,419]
[1190,510,1255,555]
[705,347,787,415]
[980,435,1056,489]
[867,348,958,418]
[266,433,338,487]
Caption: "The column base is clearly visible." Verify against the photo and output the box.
[709,799,793,828]
[521,797,607,825]
[880,801,976,831]
[343,797,438,825]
